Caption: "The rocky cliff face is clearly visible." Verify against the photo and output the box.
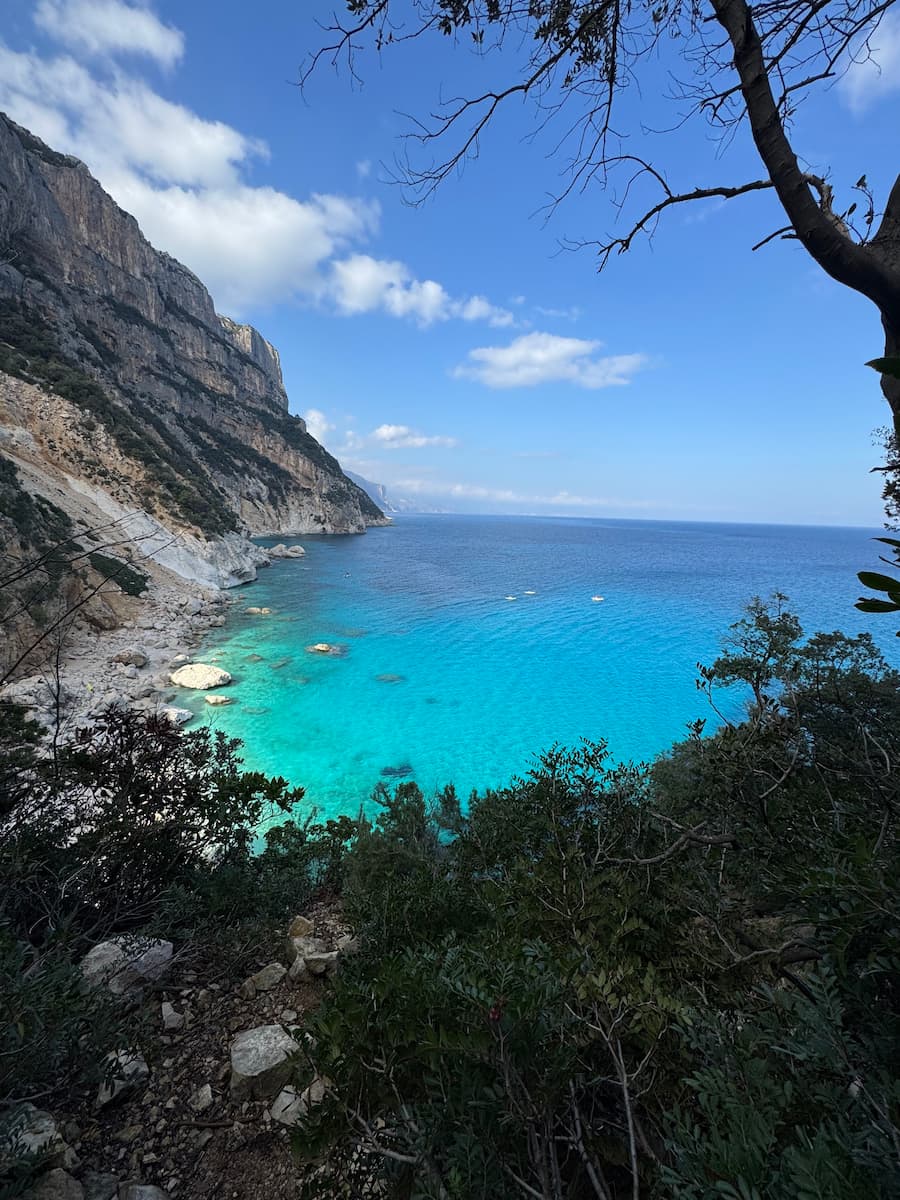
[0,113,386,565]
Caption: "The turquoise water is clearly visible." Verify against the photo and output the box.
[181,515,899,821]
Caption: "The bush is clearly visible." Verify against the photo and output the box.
[290,599,900,1199]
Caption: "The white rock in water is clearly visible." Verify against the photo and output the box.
[169,664,231,689]
[81,937,173,998]
[284,546,305,558]
[229,1025,296,1100]
[204,694,233,706]
[161,706,193,726]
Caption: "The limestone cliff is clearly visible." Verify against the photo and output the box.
[0,113,386,568]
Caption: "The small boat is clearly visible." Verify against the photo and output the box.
[591,595,604,602]
[505,595,517,601]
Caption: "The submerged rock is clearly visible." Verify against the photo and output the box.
[375,673,406,683]
[381,762,414,779]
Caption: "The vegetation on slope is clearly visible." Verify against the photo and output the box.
[1,597,897,1197]
[0,300,237,536]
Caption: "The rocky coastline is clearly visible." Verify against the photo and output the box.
[0,541,308,730]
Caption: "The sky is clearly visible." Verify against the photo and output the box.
[1,0,899,525]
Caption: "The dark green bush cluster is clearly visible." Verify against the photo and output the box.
[87,551,148,597]
[1,599,897,1199]
[290,599,900,1199]
[0,456,80,627]
[0,706,321,1110]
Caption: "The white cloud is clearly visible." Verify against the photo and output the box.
[303,408,334,445]
[35,0,184,67]
[386,476,655,510]
[0,13,515,321]
[454,332,646,390]
[838,11,900,112]
[329,254,515,328]
[535,305,581,322]
[371,424,458,449]
[0,42,376,311]
[356,159,372,178]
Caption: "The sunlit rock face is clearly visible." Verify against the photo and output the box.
[0,112,387,558]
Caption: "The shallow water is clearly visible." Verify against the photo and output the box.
[180,515,899,822]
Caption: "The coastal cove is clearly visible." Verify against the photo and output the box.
[179,514,900,822]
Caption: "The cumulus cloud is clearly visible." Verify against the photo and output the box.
[329,254,515,328]
[302,409,334,445]
[34,0,184,66]
[454,332,646,390]
[371,424,458,449]
[0,6,516,322]
[838,11,900,112]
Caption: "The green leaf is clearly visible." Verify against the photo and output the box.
[855,599,900,614]
[857,571,900,594]
[865,356,900,379]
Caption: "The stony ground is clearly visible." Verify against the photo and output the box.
[44,899,352,1200]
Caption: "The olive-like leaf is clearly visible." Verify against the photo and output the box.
[855,598,900,614]
[857,570,900,594]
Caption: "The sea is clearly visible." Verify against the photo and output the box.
[180,515,900,823]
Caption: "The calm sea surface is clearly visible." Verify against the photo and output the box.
[182,515,900,822]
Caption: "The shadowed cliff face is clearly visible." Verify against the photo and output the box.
[0,112,386,541]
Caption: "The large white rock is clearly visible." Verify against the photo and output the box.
[229,1025,296,1100]
[169,664,232,690]
[81,937,172,998]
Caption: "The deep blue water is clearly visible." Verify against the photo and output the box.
[181,515,899,822]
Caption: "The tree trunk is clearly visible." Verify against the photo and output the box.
[873,176,900,439]
[711,0,900,439]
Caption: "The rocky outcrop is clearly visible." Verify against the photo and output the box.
[0,112,386,572]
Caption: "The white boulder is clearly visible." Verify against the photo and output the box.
[169,664,231,689]
[229,1025,296,1100]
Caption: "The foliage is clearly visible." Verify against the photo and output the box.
[291,598,900,1199]
[0,708,314,1106]
[0,300,237,536]
[87,551,148,597]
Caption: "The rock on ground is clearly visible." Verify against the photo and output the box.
[81,938,172,999]
[21,1169,83,1200]
[229,1026,296,1100]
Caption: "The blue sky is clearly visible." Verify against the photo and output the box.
[1,0,898,525]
